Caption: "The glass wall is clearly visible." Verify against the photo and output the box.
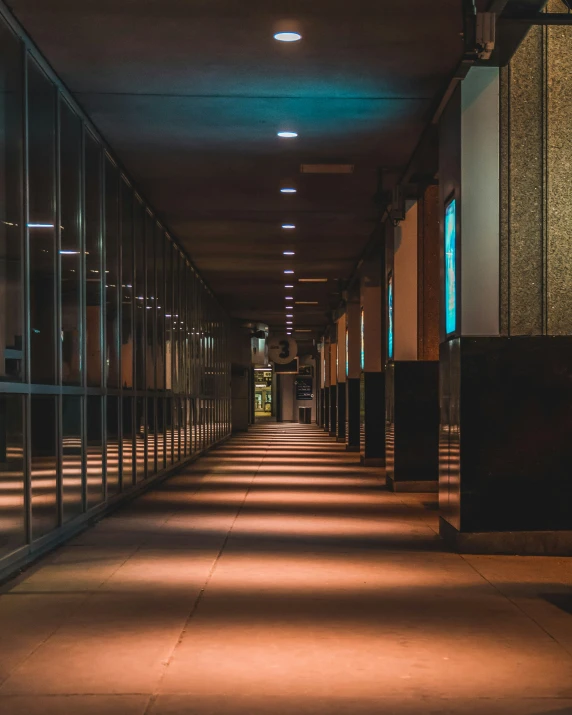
[0,9,231,571]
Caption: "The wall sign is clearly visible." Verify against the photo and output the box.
[295,377,313,401]
[268,335,298,364]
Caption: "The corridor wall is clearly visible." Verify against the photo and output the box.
[0,7,231,575]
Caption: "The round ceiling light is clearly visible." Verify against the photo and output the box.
[274,32,301,42]
[277,131,298,138]
[280,188,297,194]
[282,224,296,230]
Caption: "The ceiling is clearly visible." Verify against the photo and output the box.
[9,0,464,339]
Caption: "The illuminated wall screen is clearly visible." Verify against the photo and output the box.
[444,198,457,335]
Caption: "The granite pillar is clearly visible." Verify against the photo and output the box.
[438,24,572,552]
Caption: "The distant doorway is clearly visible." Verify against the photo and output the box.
[254,367,273,421]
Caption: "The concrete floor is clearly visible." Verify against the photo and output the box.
[1,423,572,715]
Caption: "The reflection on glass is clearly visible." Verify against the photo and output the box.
[60,100,82,386]
[85,134,102,387]
[156,398,165,470]
[135,396,145,482]
[146,214,156,391]
[31,395,57,538]
[122,396,133,488]
[28,59,56,385]
[121,181,133,389]
[62,395,82,522]
[134,200,145,391]
[105,158,120,388]
[0,395,24,556]
[155,229,165,390]
[165,397,173,465]
[86,396,103,507]
[146,397,156,476]
[106,396,120,495]
[0,23,23,383]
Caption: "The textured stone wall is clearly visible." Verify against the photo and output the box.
[500,0,572,335]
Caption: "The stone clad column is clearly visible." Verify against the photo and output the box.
[385,190,440,492]
[336,313,347,442]
[345,300,361,452]
[360,246,385,467]
[328,341,338,437]
[439,13,572,553]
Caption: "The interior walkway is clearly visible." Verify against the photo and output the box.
[1,423,572,715]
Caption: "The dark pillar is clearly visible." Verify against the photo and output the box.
[361,372,385,466]
[323,384,330,432]
[385,361,439,491]
[329,384,337,437]
[346,378,360,451]
[275,374,283,423]
[336,381,346,442]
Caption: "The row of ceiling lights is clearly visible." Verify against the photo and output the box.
[274,26,322,337]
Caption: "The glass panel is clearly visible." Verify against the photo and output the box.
[135,395,145,482]
[165,396,173,465]
[31,395,57,539]
[60,100,82,386]
[85,134,102,387]
[86,395,103,507]
[146,215,155,391]
[104,158,120,388]
[0,23,23,383]
[165,241,173,391]
[156,397,165,470]
[134,200,144,391]
[121,181,133,389]
[122,396,133,488]
[106,395,120,495]
[155,228,165,391]
[62,395,82,522]
[146,397,156,476]
[28,58,56,385]
[172,249,180,393]
[0,395,25,556]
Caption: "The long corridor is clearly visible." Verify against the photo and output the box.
[1,423,572,714]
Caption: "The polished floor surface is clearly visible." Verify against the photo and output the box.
[1,423,572,714]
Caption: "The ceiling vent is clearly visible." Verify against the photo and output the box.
[300,164,354,174]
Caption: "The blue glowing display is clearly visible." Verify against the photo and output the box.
[388,274,394,360]
[360,308,365,371]
[445,199,457,336]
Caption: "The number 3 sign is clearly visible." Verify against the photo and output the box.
[268,336,298,365]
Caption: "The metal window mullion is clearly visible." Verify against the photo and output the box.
[55,92,63,527]
[22,44,33,543]
[117,175,123,493]
[80,125,87,513]
[100,148,107,501]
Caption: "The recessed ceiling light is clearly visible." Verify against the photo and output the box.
[283,251,295,256]
[274,31,302,42]
[286,321,293,324]
[286,306,294,310]
[282,224,296,230]
[285,284,294,288]
[280,187,297,194]
[298,278,327,283]
[284,270,294,274]
[286,314,294,318]
[277,131,298,138]
[285,296,294,300]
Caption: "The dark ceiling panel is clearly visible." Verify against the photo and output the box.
[8,0,463,335]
